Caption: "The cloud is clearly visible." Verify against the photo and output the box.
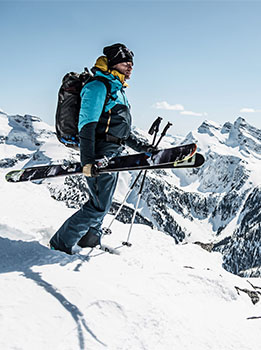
[153,101,184,111]
[153,100,207,117]
[240,108,260,113]
[180,110,206,117]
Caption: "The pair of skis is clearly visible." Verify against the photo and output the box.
[5,143,201,183]
[5,124,203,183]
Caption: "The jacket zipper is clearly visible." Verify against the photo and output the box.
[105,109,111,133]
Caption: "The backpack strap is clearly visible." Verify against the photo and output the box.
[85,76,117,141]
[92,76,116,109]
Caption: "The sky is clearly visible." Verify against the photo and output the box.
[1,0,261,136]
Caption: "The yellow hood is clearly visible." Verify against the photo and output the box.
[94,56,128,87]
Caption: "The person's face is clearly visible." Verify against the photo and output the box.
[113,61,133,80]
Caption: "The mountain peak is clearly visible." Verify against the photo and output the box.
[197,120,221,136]
[234,116,246,127]
[225,116,261,155]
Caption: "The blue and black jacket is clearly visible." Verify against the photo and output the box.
[78,58,134,166]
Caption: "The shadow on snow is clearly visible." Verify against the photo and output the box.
[0,237,106,349]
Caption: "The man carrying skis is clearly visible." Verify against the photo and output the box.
[50,43,137,254]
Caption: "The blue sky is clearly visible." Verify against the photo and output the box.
[1,0,261,136]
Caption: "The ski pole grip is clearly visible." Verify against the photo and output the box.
[154,121,173,148]
[148,116,162,135]
[161,122,173,137]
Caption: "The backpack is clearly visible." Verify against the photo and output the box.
[55,67,111,149]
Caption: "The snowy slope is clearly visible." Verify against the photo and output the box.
[0,111,261,349]
[1,180,261,350]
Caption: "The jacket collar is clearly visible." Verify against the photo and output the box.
[93,56,129,87]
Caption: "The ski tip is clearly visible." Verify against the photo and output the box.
[196,153,205,166]
[5,170,24,182]
[173,153,205,168]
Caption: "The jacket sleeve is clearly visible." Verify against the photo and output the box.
[125,131,151,153]
[78,80,107,166]
[79,122,97,165]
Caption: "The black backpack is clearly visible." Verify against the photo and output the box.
[55,67,111,149]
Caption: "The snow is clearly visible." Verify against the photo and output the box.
[1,112,261,349]
[1,170,261,350]
[0,112,11,135]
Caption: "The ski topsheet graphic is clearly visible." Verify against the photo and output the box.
[151,152,204,170]
[5,143,199,183]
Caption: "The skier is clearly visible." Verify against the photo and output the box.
[50,43,139,254]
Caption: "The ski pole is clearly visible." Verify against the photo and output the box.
[122,169,147,247]
[122,122,173,247]
[154,121,173,148]
[105,117,163,232]
[148,116,162,146]
[107,170,143,230]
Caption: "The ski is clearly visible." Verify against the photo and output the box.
[6,143,197,183]
[152,153,205,170]
[50,242,120,256]
[77,244,121,257]
[99,143,197,172]
[98,244,121,255]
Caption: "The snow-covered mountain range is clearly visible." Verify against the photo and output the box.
[0,110,261,349]
[1,110,260,277]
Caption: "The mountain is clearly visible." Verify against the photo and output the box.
[132,117,261,277]
[0,111,260,277]
[0,111,261,349]
[124,117,261,278]
[181,117,261,277]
